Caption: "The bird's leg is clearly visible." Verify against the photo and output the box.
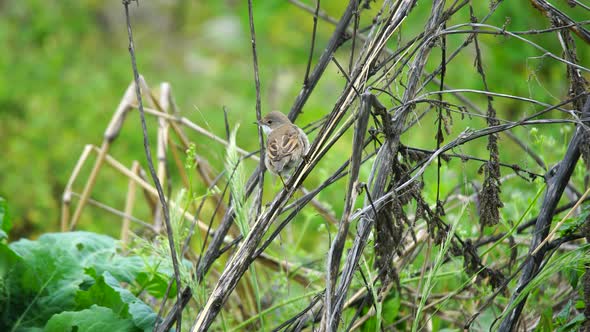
[279,174,288,189]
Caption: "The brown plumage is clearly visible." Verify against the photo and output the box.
[258,111,309,180]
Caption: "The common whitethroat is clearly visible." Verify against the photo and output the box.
[257,111,309,186]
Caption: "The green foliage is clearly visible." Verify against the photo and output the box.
[361,293,401,331]
[1,1,589,330]
[412,206,465,332]
[0,232,166,331]
[225,125,249,236]
[45,305,136,332]
[535,299,586,332]
[76,270,131,317]
[0,197,10,240]
[557,203,590,237]
[132,190,196,296]
[497,244,590,328]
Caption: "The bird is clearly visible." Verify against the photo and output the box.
[257,111,309,186]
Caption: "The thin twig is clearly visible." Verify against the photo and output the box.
[122,2,183,330]
[303,0,320,85]
[247,0,265,218]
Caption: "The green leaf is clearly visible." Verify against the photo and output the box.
[382,294,401,325]
[565,267,580,289]
[361,315,377,332]
[535,307,553,331]
[44,305,137,332]
[75,273,129,318]
[136,270,175,299]
[0,241,21,276]
[558,204,589,237]
[0,197,11,235]
[555,300,571,324]
[556,313,585,332]
[73,270,157,331]
[2,232,149,330]
[101,272,157,331]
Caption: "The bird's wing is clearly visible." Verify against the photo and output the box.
[267,125,301,163]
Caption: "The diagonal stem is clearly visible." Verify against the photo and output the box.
[498,96,590,331]
[122,1,183,330]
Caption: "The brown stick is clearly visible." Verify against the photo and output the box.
[61,144,93,231]
[121,161,140,249]
[69,140,110,230]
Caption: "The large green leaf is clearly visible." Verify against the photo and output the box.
[75,270,130,318]
[74,271,157,331]
[136,270,176,299]
[102,272,157,331]
[0,241,21,276]
[1,232,152,330]
[44,305,137,332]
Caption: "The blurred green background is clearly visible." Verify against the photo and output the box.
[0,0,588,241]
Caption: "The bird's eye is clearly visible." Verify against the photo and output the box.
[268,120,272,124]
